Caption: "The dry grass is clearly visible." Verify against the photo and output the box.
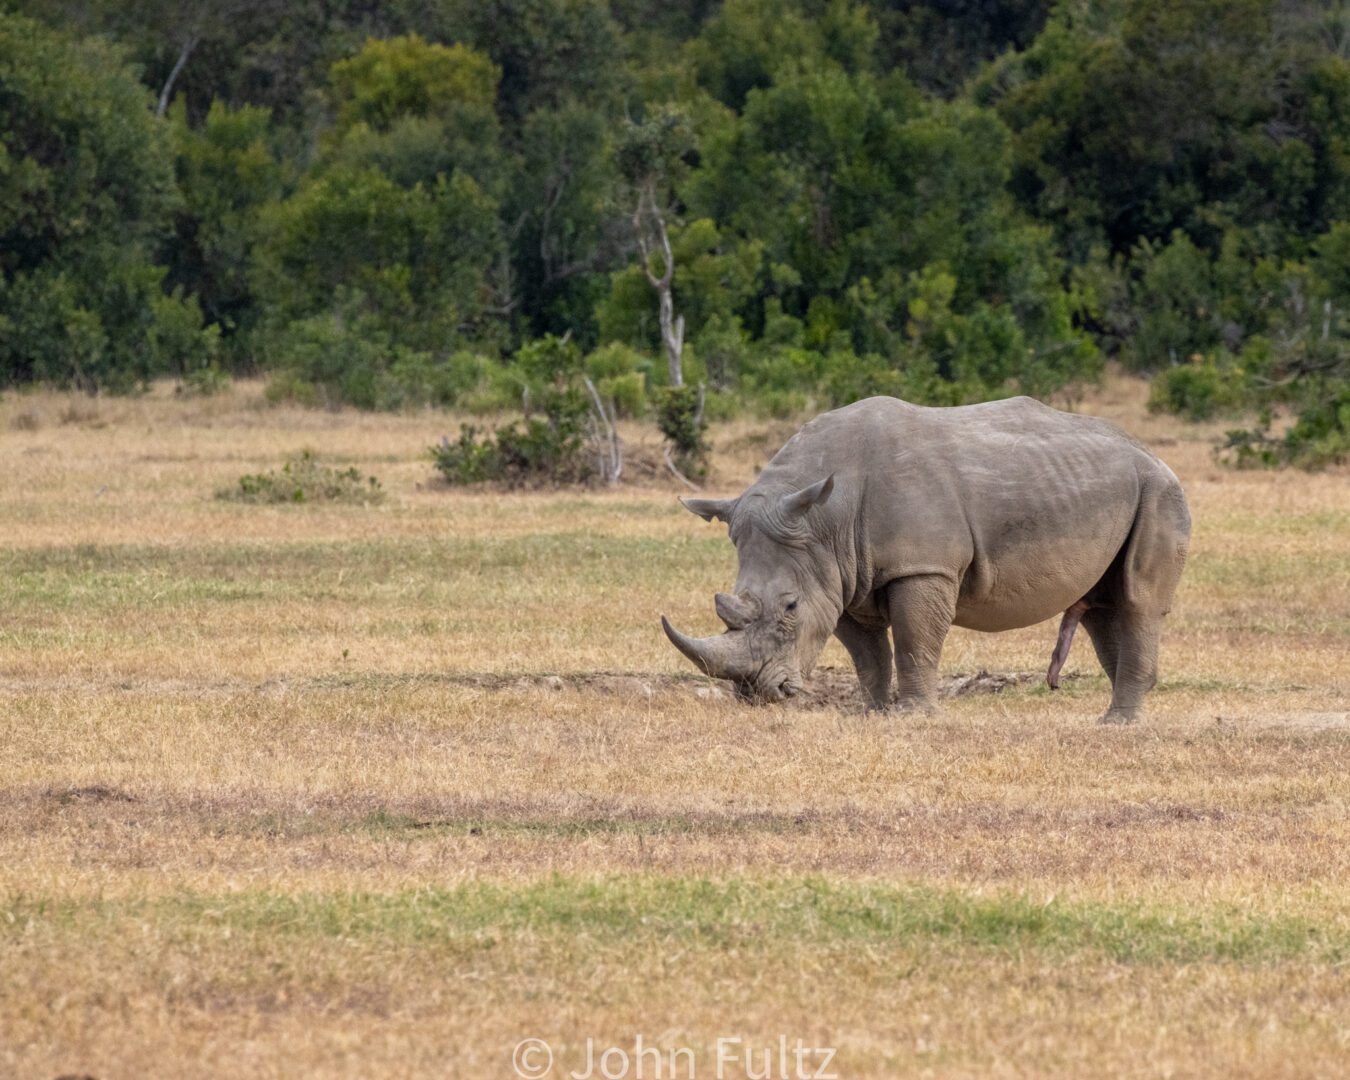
[0,374,1347,1079]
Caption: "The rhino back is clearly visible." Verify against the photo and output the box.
[753,396,1178,631]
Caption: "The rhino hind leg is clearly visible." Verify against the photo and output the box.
[885,575,957,713]
[1081,606,1163,724]
[1081,473,1189,724]
[834,613,893,710]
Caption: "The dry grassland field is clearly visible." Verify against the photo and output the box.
[0,374,1347,1079]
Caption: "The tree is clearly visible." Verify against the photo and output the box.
[166,100,284,365]
[247,36,510,404]
[0,14,214,390]
[431,0,625,124]
[613,108,711,476]
[874,0,1051,96]
[684,50,1096,401]
[984,0,1350,259]
[617,108,697,388]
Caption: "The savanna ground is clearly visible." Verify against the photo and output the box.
[0,374,1347,1080]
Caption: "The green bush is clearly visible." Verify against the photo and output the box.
[429,426,498,483]
[248,164,507,391]
[457,363,530,414]
[655,385,710,478]
[218,451,384,504]
[178,363,232,397]
[822,350,906,406]
[1148,359,1248,420]
[1222,388,1350,469]
[262,309,478,410]
[584,343,649,417]
[263,313,403,409]
[599,372,647,418]
[430,388,594,487]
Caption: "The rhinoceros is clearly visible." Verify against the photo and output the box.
[661,396,1191,723]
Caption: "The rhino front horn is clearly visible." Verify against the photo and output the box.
[661,616,752,680]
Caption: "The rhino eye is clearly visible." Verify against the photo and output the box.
[785,600,798,613]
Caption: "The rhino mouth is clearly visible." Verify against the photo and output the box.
[754,676,802,703]
[730,677,799,704]
[662,614,802,704]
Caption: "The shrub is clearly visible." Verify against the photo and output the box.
[218,451,384,504]
[430,388,594,487]
[429,426,498,484]
[584,343,649,418]
[178,363,232,397]
[598,372,647,418]
[822,350,906,407]
[1222,389,1350,470]
[1148,358,1248,421]
[251,166,505,396]
[262,310,452,410]
[655,385,709,478]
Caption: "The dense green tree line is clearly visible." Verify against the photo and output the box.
[2,0,1347,464]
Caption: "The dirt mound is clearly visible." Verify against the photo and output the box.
[455,667,1063,709]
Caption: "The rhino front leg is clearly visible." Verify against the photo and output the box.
[834,613,893,710]
[885,575,957,712]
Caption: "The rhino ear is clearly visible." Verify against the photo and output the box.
[780,474,834,517]
[680,496,736,523]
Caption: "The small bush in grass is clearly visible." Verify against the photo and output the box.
[1221,389,1350,469]
[655,385,709,479]
[219,451,384,504]
[177,362,232,397]
[430,388,593,487]
[429,425,498,484]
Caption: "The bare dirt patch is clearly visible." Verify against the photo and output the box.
[42,784,137,805]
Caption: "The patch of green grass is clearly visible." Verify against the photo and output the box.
[1185,550,1348,590]
[1200,509,1350,537]
[6,877,1347,966]
[533,498,679,518]
[0,534,730,614]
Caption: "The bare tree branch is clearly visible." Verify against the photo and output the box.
[583,375,622,485]
[632,181,684,387]
[157,34,199,116]
[663,446,699,490]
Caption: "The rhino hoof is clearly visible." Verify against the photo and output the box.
[1098,707,1142,725]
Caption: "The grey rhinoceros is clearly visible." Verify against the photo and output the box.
[661,396,1191,723]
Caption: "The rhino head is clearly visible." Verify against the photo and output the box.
[661,475,840,703]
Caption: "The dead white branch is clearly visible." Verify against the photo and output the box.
[157,34,199,116]
[633,183,685,388]
[583,375,622,485]
[663,445,699,490]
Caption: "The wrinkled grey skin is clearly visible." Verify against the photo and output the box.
[662,396,1191,723]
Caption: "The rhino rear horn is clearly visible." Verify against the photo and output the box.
[780,474,834,517]
[661,616,754,680]
[715,591,759,630]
